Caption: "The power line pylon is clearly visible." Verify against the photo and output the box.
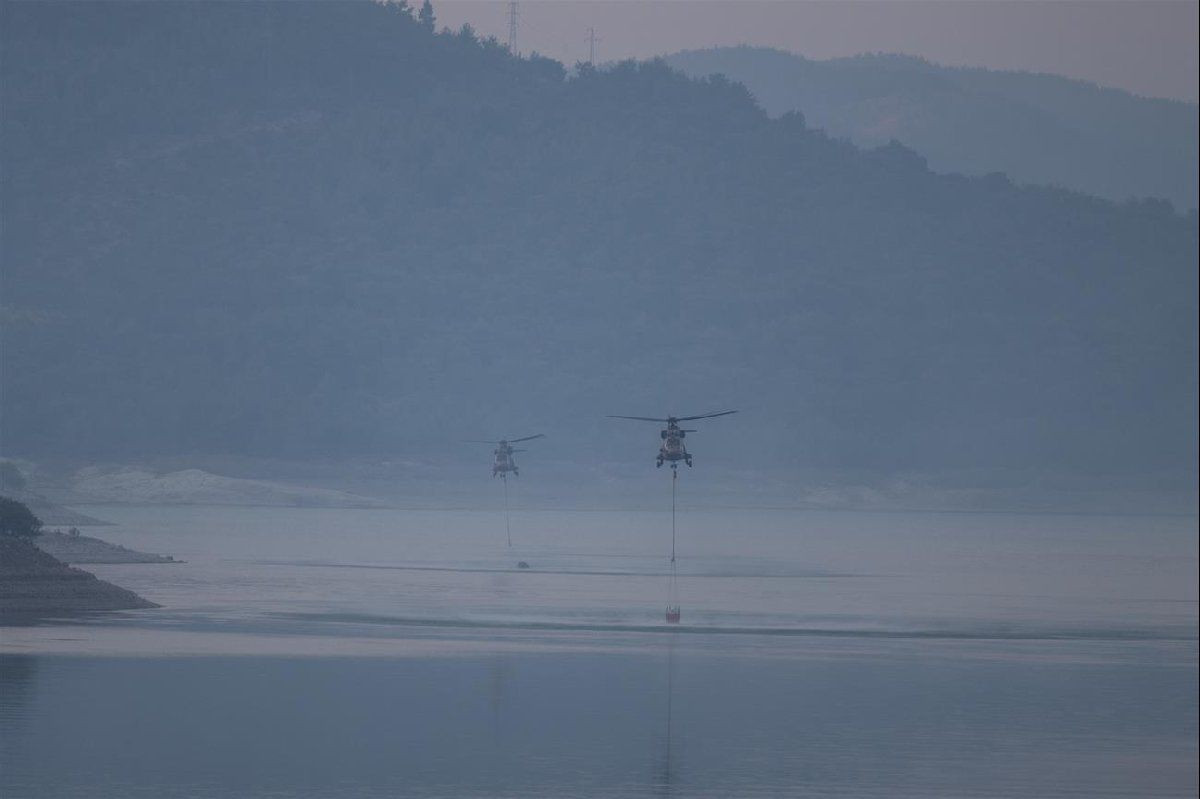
[507,1,519,53]
[586,26,600,66]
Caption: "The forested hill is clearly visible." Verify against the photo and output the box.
[2,1,1196,481]
[667,46,1199,211]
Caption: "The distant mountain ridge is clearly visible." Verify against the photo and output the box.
[1,2,1195,488]
[666,47,1198,210]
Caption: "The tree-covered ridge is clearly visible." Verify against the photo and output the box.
[2,2,1196,478]
[667,46,1199,211]
[0,497,43,539]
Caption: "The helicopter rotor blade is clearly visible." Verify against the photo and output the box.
[508,434,545,444]
[464,440,501,444]
[674,410,738,422]
[606,415,669,422]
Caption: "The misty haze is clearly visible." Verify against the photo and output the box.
[1,2,1196,797]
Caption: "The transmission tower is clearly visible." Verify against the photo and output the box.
[507,1,519,53]
[586,26,601,66]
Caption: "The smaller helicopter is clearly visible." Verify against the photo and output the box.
[607,411,737,468]
[468,434,545,477]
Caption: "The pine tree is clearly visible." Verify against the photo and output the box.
[417,0,435,32]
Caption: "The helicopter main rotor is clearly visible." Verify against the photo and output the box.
[465,434,546,445]
[607,410,737,425]
[608,410,737,468]
[468,434,544,478]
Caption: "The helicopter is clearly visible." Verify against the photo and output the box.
[607,411,737,468]
[468,434,545,477]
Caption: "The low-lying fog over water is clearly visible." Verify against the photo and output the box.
[2,505,1196,798]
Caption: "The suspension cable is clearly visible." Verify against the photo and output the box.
[503,473,512,548]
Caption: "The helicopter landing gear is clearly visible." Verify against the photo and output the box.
[656,457,664,468]
[685,456,693,467]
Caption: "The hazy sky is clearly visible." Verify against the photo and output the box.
[434,1,1199,103]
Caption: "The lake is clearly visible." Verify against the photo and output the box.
[1,504,1196,797]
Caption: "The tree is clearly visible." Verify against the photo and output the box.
[0,461,26,493]
[2,0,1195,479]
[0,497,43,539]
[417,0,435,32]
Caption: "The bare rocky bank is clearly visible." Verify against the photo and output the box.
[0,537,158,616]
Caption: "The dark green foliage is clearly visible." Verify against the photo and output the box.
[0,497,43,539]
[1,2,1196,476]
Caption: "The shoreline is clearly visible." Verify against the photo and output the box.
[0,537,159,618]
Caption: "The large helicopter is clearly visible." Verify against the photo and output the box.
[607,411,737,468]
[468,434,545,477]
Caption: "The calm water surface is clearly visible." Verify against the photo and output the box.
[1,505,1197,797]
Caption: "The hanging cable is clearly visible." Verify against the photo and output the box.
[667,467,680,621]
[671,467,677,563]
[503,472,512,548]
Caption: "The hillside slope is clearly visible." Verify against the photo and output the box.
[2,2,1196,483]
[0,536,158,616]
[667,47,1199,210]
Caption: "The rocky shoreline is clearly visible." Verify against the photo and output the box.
[0,537,158,618]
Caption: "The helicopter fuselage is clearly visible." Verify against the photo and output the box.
[492,442,519,477]
[657,423,692,468]
[476,434,542,477]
